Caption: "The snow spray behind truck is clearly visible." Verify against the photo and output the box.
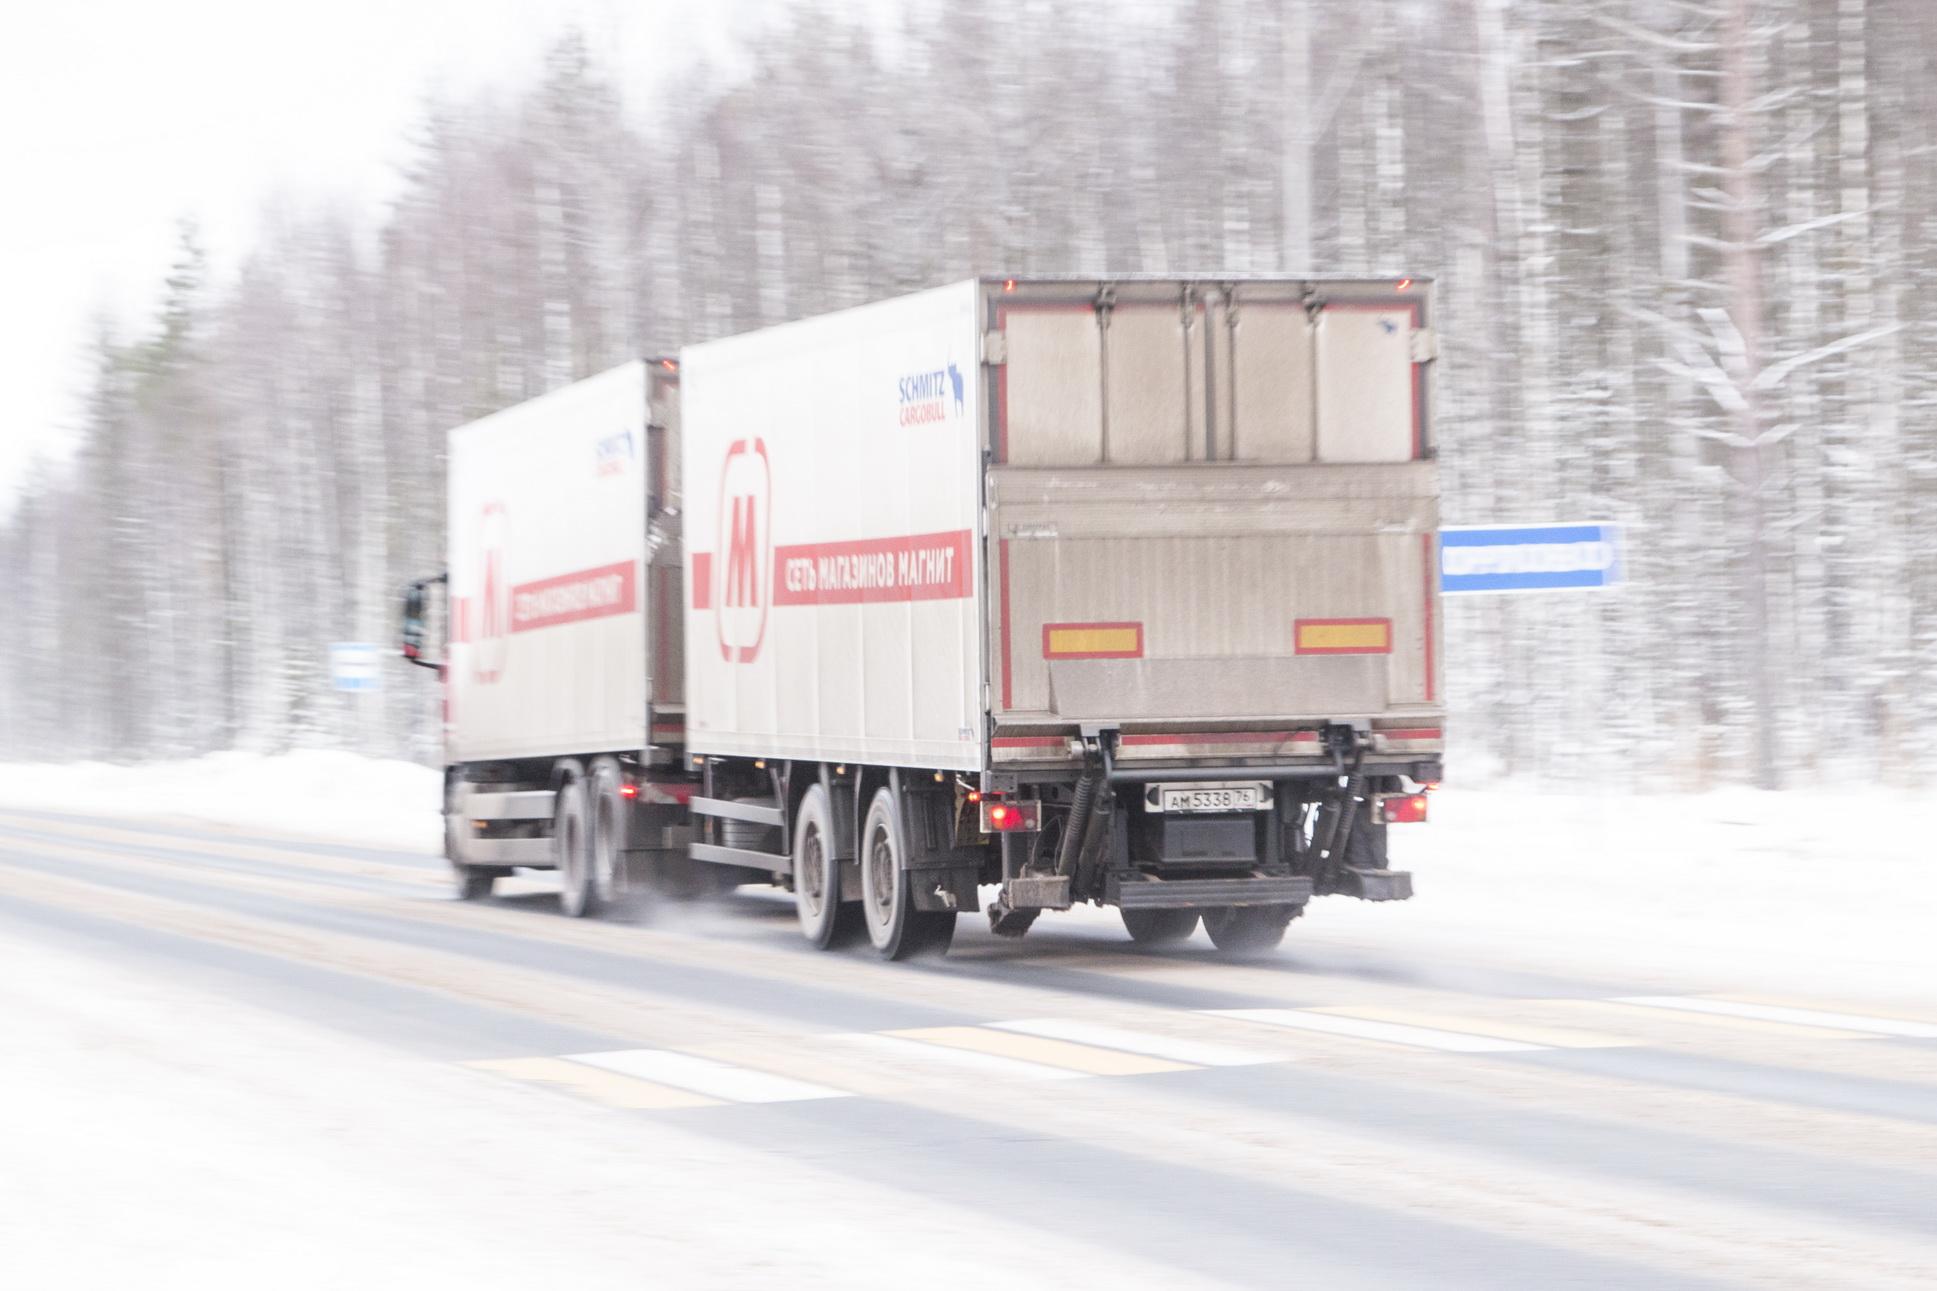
[404,277,1444,958]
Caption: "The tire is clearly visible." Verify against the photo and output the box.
[588,757,627,907]
[1121,907,1200,945]
[555,777,600,918]
[858,786,956,960]
[453,864,501,901]
[1202,904,1299,956]
[793,785,859,949]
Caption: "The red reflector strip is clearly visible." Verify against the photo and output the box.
[1042,622,1143,659]
[1294,618,1393,655]
[991,735,1067,749]
[1118,730,1319,748]
[1378,728,1443,742]
[690,553,712,609]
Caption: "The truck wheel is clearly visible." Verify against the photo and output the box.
[1202,904,1298,956]
[555,777,600,918]
[859,786,956,960]
[588,758,627,907]
[1121,908,1199,945]
[793,785,859,949]
[453,864,504,901]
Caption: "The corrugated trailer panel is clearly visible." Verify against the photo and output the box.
[446,361,652,763]
[681,282,986,771]
[985,277,1441,737]
[991,465,1440,723]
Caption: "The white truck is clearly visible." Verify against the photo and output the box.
[405,277,1444,958]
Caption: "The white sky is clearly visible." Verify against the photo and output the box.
[0,0,830,513]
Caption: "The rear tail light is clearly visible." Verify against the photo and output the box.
[618,782,639,799]
[980,799,1042,833]
[1376,793,1429,825]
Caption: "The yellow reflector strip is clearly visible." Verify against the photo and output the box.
[1042,622,1143,659]
[1295,618,1393,655]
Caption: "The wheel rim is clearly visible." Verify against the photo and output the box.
[799,823,827,919]
[865,821,897,929]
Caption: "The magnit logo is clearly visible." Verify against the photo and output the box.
[714,438,771,663]
[897,361,965,427]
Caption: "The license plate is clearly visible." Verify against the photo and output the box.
[1158,784,1268,814]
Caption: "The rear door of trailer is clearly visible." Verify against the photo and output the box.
[987,278,1442,749]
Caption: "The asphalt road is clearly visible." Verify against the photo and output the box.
[3,806,1935,1289]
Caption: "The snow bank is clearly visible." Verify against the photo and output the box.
[0,750,441,853]
[1320,784,1937,1009]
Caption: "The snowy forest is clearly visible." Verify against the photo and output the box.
[2,0,1933,791]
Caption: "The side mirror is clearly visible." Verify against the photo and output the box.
[400,575,445,671]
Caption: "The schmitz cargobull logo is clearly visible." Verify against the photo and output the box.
[714,438,771,663]
[898,360,965,426]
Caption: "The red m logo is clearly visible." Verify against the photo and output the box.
[724,495,760,608]
[714,439,770,663]
[473,501,509,683]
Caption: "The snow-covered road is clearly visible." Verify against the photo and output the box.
[1,769,1934,1288]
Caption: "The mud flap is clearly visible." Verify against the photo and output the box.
[1337,865,1413,901]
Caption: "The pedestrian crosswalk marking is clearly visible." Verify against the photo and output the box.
[1615,997,1937,1040]
[467,992,1937,1113]
[1209,1007,1545,1053]
[987,1018,1280,1068]
[467,1057,722,1110]
[1310,1005,1631,1050]
[567,1048,848,1103]
[828,1031,1087,1082]
[887,1025,1193,1077]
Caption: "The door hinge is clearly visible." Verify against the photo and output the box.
[1409,328,1439,364]
[983,330,1007,365]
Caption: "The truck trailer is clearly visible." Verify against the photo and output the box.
[403,276,1445,959]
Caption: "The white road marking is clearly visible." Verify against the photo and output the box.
[989,1017,1280,1067]
[1208,1008,1546,1053]
[1614,997,1937,1039]
[828,1031,1086,1081]
[566,1049,850,1103]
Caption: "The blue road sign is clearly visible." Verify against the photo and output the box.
[1439,523,1623,594]
[330,642,384,693]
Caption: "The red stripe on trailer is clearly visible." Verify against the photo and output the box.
[999,538,1014,710]
[1379,728,1443,742]
[690,552,712,609]
[508,560,636,633]
[1420,530,1437,703]
[1118,730,1318,747]
[769,530,973,605]
[991,735,1066,749]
